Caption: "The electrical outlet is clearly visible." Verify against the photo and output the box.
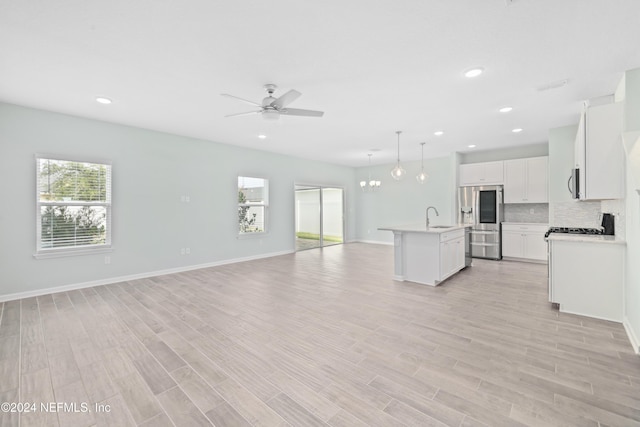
[185,247,190,254]
[180,248,185,255]
[180,195,186,202]
[185,196,190,203]
[529,208,535,214]
[104,256,111,265]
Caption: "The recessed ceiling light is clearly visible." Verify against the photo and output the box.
[499,106,513,113]
[434,131,444,136]
[95,97,112,104]
[468,144,477,148]
[258,134,267,139]
[512,128,523,133]
[464,67,484,78]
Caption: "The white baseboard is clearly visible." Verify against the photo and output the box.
[0,250,294,303]
[623,316,640,354]
[558,306,622,324]
[502,256,547,265]
[354,239,394,246]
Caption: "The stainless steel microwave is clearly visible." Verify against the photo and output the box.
[568,168,580,199]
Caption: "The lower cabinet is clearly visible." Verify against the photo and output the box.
[549,237,623,321]
[440,235,465,279]
[439,229,466,280]
[502,223,548,262]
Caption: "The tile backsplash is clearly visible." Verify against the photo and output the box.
[504,203,549,223]
[551,201,601,227]
[551,199,626,238]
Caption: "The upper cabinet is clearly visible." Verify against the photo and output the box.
[459,161,504,186]
[503,156,548,203]
[574,102,624,200]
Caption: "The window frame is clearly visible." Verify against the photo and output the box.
[34,154,113,259]
[237,175,269,238]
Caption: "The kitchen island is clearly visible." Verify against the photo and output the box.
[379,224,470,286]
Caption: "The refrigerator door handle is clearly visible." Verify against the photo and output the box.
[497,188,503,223]
[474,191,480,226]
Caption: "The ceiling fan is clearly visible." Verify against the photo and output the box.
[221,84,324,120]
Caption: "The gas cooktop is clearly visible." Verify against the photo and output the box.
[544,227,604,238]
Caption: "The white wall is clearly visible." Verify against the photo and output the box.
[355,155,456,244]
[0,102,356,299]
[295,189,321,234]
[294,188,344,237]
[321,188,344,237]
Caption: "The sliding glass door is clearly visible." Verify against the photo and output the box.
[294,185,344,251]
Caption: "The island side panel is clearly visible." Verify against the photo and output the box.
[392,231,405,281]
[403,232,441,286]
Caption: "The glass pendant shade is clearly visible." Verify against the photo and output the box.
[390,131,405,181]
[416,142,428,184]
[391,164,406,180]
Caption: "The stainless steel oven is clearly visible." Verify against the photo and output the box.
[458,185,503,260]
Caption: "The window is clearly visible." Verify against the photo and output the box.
[35,156,112,257]
[238,176,268,235]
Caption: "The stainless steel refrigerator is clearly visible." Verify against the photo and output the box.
[458,185,503,260]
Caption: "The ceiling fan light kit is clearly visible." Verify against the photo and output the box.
[222,84,324,120]
[262,109,279,120]
[390,131,406,181]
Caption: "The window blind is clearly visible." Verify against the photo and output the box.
[36,157,112,252]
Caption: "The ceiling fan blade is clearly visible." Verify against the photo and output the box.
[280,108,324,117]
[225,110,261,118]
[221,93,261,107]
[271,89,302,109]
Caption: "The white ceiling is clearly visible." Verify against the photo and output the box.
[1,0,640,167]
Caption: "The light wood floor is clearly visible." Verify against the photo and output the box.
[1,243,639,427]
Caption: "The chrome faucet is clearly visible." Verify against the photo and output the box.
[426,206,439,228]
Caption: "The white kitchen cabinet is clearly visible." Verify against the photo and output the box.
[504,157,548,203]
[502,223,548,262]
[440,232,465,279]
[549,236,624,322]
[382,226,468,286]
[574,102,624,200]
[459,161,504,186]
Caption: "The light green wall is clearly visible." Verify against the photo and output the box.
[460,143,548,164]
[624,163,640,351]
[625,68,640,132]
[355,155,455,244]
[624,68,640,351]
[0,102,356,297]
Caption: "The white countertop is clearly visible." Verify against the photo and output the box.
[547,233,625,245]
[378,224,470,234]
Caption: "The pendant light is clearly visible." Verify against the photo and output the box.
[390,131,406,180]
[416,142,429,184]
[359,153,381,191]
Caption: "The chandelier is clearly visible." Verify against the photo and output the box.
[360,153,381,191]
